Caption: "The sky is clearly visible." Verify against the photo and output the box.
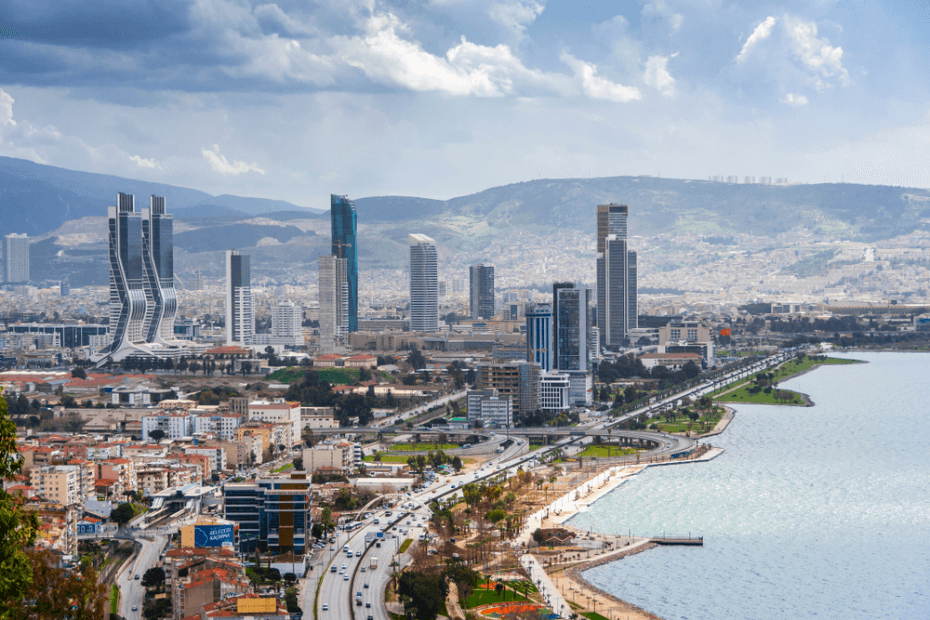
[1,0,930,207]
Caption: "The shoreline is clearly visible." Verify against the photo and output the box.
[545,354,861,619]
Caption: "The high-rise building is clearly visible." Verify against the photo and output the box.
[319,255,348,353]
[469,264,495,319]
[409,234,438,332]
[141,196,177,344]
[466,389,513,428]
[596,203,637,347]
[224,473,312,554]
[226,250,254,346]
[102,193,146,356]
[271,300,303,346]
[3,233,29,284]
[525,302,552,372]
[476,361,541,426]
[330,195,358,332]
[551,282,574,364]
[554,286,589,371]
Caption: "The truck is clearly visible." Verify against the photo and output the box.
[370,557,378,569]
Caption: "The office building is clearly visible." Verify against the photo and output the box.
[141,196,178,344]
[101,193,146,357]
[476,361,540,426]
[554,286,589,371]
[9,323,107,349]
[540,372,571,412]
[469,264,495,319]
[271,300,303,346]
[3,233,29,284]
[603,235,637,346]
[223,474,312,554]
[466,389,513,428]
[525,302,552,372]
[319,255,348,353]
[409,234,438,332]
[330,195,358,332]
[596,203,637,347]
[226,250,254,346]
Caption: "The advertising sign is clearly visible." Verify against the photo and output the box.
[194,524,234,547]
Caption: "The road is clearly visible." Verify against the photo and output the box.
[113,529,170,620]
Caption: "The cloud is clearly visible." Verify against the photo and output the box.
[644,53,677,97]
[781,93,808,106]
[0,89,15,126]
[334,12,568,97]
[785,17,849,87]
[487,0,545,39]
[129,155,161,169]
[561,54,641,103]
[737,16,777,63]
[642,1,683,32]
[202,145,266,175]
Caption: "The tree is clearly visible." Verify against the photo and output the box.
[111,502,136,527]
[142,566,166,589]
[406,348,427,371]
[59,394,77,408]
[0,388,39,616]
[7,548,107,620]
[451,456,463,472]
[148,429,166,443]
[397,571,449,620]
[70,367,87,380]
[294,457,304,471]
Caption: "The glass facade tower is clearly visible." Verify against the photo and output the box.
[330,195,358,332]
[469,264,495,319]
[409,234,439,332]
[141,196,177,344]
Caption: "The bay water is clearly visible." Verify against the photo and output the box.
[569,352,930,619]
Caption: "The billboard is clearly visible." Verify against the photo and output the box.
[194,524,234,547]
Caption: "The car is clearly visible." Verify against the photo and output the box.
[344,575,350,581]
[364,583,369,589]
[366,602,371,608]
[376,542,381,548]
[322,604,329,611]
[342,565,347,570]
[361,567,367,572]
[134,574,140,580]
[131,606,138,612]
[356,551,362,557]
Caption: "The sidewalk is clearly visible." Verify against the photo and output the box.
[520,554,570,619]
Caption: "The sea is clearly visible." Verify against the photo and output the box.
[568,352,930,620]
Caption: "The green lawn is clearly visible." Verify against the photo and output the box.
[582,612,611,620]
[650,406,726,434]
[463,588,529,609]
[388,443,459,452]
[266,366,366,386]
[398,539,413,553]
[712,355,859,405]
[363,454,413,463]
[575,445,640,458]
[110,584,119,615]
[272,463,294,473]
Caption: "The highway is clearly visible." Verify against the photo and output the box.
[111,528,171,620]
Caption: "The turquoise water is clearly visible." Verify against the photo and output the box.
[570,352,930,620]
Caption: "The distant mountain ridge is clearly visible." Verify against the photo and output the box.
[0,156,320,237]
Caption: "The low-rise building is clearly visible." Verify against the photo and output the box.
[466,389,513,427]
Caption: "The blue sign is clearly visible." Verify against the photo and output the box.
[377,532,383,538]
[194,524,234,547]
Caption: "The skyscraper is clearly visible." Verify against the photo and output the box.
[271,299,303,346]
[141,196,177,344]
[551,281,574,365]
[554,286,589,372]
[596,203,637,347]
[330,195,358,332]
[226,250,254,346]
[318,255,348,353]
[469,264,495,319]
[2,233,29,284]
[525,302,552,372]
[409,234,438,332]
[103,193,146,355]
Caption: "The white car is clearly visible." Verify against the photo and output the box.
[322,604,329,611]
[344,575,350,581]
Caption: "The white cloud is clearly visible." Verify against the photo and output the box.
[561,53,641,103]
[781,93,808,106]
[642,1,683,31]
[202,145,265,175]
[129,155,161,169]
[335,12,568,97]
[737,16,777,63]
[785,17,849,87]
[0,89,16,126]
[487,0,545,39]
[644,53,677,97]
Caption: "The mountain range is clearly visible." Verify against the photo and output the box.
[2,156,929,286]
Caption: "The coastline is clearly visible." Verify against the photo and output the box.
[544,354,863,619]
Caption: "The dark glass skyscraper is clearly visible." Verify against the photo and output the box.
[469,264,495,319]
[596,203,637,347]
[142,196,177,344]
[101,192,146,356]
[330,195,358,332]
